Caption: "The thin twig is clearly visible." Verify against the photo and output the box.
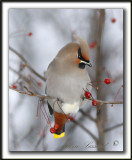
[72,120,98,141]
[9,86,50,100]
[79,109,97,122]
[34,136,43,150]
[19,127,33,143]
[84,97,123,105]
[9,86,123,105]
[10,66,44,96]
[9,66,30,83]
[9,46,46,81]
[104,123,123,132]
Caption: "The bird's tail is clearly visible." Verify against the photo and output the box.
[53,125,65,138]
[53,112,69,139]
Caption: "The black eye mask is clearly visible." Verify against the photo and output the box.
[78,48,90,63]
[78,48,92,69]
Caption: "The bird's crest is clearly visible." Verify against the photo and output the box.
[72,34,90,61]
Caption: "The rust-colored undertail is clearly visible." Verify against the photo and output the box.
[53,112,69,138]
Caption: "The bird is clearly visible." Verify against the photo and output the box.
[44,34,92,138]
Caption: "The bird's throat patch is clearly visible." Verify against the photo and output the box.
[79,63,85,69]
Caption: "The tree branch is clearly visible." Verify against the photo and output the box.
[9,66,30,83]
[72,120,98,141]
[84,97,123,105]
[96,9,105,151]
[9,86,50,100]
[9,46,46,82]
[9,85,123,105]
[104,123,123,132]
[79,109,97,122]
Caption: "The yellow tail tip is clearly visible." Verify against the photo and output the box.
[53,132,65,139]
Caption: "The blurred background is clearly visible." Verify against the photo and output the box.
[9,9,123,151]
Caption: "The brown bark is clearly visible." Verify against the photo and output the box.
[96,9,106,151]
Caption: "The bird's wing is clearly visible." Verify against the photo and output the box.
[44,58,58,80]
[47,102,54,115]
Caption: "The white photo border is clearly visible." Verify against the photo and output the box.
[2,1,131,159]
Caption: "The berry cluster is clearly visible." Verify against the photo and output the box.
[84,78,114,106]
[50,124,59,134]
[84,90,98,106]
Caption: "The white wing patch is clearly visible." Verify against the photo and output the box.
[62,102,80,114]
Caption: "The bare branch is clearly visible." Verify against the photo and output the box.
[96,9,105,151]
[113,74,123,82]
[19,127,34,143]
[84,97,123,105]
[9,46,46,82]
[9,66,30,83]
[9,86,123,105]
[34,136,43,150]
[9,86,50,100]
[104,123,123,132]
[79,109,97,122]
[72,120,98,141]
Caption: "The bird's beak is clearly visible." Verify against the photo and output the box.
[86,61,92,67]
[80,60,92,67]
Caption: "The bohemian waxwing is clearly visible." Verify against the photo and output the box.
[45,34,92,138]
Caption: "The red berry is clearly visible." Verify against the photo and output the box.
[112,18,116,23]
[92,100,98,106]
[37,82,42,87]
[12,84,17,89]
[104,78,111,84]
[89,42,96,49]
[28,32,32,36]
[85,91,92,99]
[54,124,59,130]
[50,128,56,134]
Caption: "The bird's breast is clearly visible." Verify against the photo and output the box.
[46,70,90,104]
